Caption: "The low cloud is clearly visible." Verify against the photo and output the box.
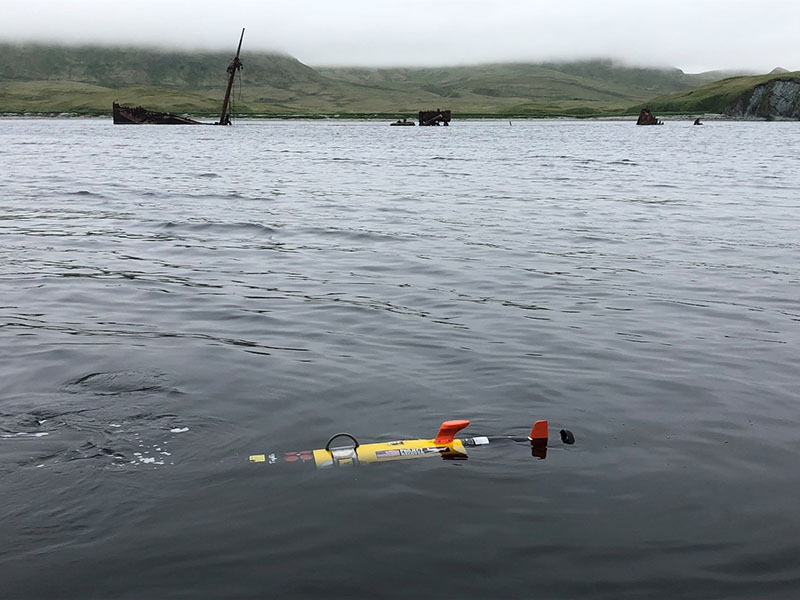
[3,0,798,73]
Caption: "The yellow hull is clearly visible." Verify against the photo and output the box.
[249,438,467,467]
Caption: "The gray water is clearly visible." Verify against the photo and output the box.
[1,118,799,599]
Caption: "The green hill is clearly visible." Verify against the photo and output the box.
[635,71,800,119]
[316,61,726,116]
[319,61,719,100]
[0,43,757,117]
[0,44,322,89]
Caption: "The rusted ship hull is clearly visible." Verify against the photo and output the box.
[636,107,663,126]
[112,103,202,125]
[419,109,451,126]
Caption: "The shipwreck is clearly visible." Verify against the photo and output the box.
[112,28,245,125]
[419,109,451,126]
[636,107,663,126]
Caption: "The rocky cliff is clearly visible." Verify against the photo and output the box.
[724,78,800,120]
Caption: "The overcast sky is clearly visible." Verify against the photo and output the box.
[3,0,798,73]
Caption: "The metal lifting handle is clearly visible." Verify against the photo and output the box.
[324,433,360,452]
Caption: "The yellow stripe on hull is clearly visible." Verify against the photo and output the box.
[313,438,467,468]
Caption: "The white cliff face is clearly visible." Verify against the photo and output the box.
[725,79,800,120]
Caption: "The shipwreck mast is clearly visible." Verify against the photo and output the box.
[218,28,245,125]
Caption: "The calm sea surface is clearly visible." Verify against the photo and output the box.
[1,118,799,599]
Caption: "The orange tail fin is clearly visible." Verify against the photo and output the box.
[528,420,548,442]
[434,420,470,444]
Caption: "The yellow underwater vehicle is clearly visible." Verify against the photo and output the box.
[249,419,575,469]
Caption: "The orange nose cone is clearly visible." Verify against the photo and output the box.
[529,420,549,441]
[434,420,471,444]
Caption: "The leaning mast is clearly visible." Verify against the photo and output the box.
[218,28,245,125]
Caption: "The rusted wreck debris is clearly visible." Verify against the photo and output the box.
[112,103,202,125]
[636,107,663,125]
[419,109,451,126]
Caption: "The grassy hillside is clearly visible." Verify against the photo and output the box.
[0,43,322,89]
[634,71,800,115]
[317,60,729,116]
[0,42,342,116]
[0,43,745,117]
[320,61,721,100]
[0,81,223,115]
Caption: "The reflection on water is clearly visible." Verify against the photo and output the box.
[1,119,799,599]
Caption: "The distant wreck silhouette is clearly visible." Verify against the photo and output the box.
[636,107,663,125]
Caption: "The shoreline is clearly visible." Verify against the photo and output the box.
[1,111,789,122]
